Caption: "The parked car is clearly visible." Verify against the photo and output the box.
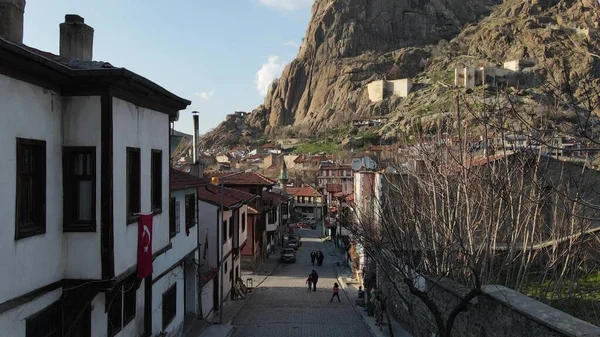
[288,234,302,245]
[297,222,312,229]
[280,248,296,263]
[284,233,302,244]
[285,239,299,250]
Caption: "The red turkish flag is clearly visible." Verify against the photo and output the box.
[137,214,153,278]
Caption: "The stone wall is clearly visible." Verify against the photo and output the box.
[377,271,600,337]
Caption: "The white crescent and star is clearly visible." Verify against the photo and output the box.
[142,224,151,253]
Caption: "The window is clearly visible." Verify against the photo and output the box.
[26,301,61,337]
[63,147,96,232]
[162,285,177,330]
[107,278,137,337]
[169,197,179,238]
[16,138,46,239]
[268,208,276,224]
[228,215,233,239]
[185,194,196,232]
[126,147,140,223]
[281,204,288,215]
[224,261,228,273]
[151,150,162,211]
[241,212,246,232]
[222,220,227,243]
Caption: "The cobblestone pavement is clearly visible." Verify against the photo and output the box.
[231,226,372,337]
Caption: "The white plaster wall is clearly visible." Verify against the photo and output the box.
[367,80,384,102]
[0,74,64,303]
[154,188,199,277]
[200,279,214,319]
[62,96,103,279]
[197,201,218,268]
[220,209,233,260]
[239,205,248,247]
[152,266,185,336]
[112,97,170,276]
[0,289,62,336]
[90,292,108,337]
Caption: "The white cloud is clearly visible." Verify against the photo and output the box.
[282,40,300,48]
[255,56,286,96]
[258,0,313,11]
[195,90,215,101]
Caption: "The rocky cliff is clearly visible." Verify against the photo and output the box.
[200,0,600,149]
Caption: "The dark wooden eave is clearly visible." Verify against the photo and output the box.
[0,38,191,117]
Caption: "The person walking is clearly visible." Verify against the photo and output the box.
[310,251,316,266]
[317,251,324,266]
[311,270,319,291]
[330,283,341,302]
[306,274,313,292]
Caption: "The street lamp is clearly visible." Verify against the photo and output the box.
[211,176,225,325]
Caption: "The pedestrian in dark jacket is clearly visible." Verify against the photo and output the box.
[311,270,319,291]
[310,250,316,265]
[317,251,324,266]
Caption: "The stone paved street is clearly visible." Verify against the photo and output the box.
[231,226,372,337]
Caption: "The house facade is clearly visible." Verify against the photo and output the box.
[287,186,324,221]
[0,7,190,337]
[196,184,254,311]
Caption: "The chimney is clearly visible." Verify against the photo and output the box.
[59,14,94,61]
[189,111,201,177]
[0,0,25,43]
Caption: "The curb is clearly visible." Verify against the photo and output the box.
[323,239,377,337]
[227,259,280,325]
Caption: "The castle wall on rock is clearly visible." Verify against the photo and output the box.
[367,79,413,102]
[377,272,600,337]
[455,59,535,88]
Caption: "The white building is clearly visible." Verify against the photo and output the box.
[196,184,254,313]
[0,6,190,337]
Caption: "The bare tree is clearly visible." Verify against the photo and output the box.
[347,79,600,336]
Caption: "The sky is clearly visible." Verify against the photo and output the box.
[22,0,314,135]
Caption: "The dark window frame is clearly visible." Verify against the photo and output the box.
[162,284,177,330]
[185,193,196,233]
[228,215,233,239]
[15,138,47,240]
[241,212,246,232]
[222,220,227,243]
[26,300,61,337]
[106,277,137,337]
[126,147,141,224]
[151,149,162,212]
[106,287,122,337]
[63,146,96,232]
[169,197,180,238]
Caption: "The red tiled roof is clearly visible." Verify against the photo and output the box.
[216,172,277,186]
[261,191,290,205]
[289,186,322,197]
[196,184,256,209]
[170,168,209,191]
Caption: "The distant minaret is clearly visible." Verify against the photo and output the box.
[280,160,289,194]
